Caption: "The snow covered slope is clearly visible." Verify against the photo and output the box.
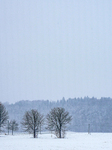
[0,132,112,150]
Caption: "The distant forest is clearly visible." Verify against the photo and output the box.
[4,97,112,132]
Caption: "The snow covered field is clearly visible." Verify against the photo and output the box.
[0,132,112,150]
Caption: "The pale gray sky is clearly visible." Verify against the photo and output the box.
[0,0,112,103]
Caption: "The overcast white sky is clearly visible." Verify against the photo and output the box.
[0,0,112,103]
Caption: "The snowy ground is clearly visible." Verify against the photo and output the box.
[0,132,112,150]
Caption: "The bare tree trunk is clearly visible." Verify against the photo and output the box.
[88,124,90,134]
[40,124,41,134]
[34,129,36,138]
[59,130,61,138]
[59,124,62,138]
[8,121,9,135]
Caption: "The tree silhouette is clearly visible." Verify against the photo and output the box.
[21,109,44,138]
[47,107,72,138]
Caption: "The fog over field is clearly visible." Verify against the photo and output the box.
[4,97,112,132]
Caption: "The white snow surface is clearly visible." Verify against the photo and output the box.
[0,132,112,150]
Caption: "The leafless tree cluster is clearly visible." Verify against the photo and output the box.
[0,102,18,135]
[0,102,8,132]
[46,107,72,138]
[21,107,72,138]
[0,102,72,139]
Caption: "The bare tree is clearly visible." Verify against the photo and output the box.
[9,120,19,135]
[46,107,72,138]
[21,109,44,138]
[0,102,8,132]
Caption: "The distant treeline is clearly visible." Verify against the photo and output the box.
[4,97,112,132]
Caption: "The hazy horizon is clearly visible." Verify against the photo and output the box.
[3,96,112,105]
[0,0,112,103]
